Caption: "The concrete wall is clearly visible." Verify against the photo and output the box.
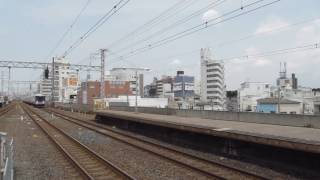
[109,106,320,129]
[279,103,302,114]
[55,102,93,113]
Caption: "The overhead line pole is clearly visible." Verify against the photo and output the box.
[51,57,55,107]
[8,67,11,97]
[100,49,107,99]
[1,71,3,95]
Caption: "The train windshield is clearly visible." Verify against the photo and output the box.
[35,96,45,101]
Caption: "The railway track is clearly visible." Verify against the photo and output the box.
[45,107,270,180]
[0,102,15,116]
[21,104,134,180]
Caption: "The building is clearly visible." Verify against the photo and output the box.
[77,80,131,106]
[257,98,302,114]
[274,63,316,114]
[226,91,238,112]
[312,88,320,115]
[200,48,226,110]
[277,62,298,90]
[156,76,174,99]
[144,84,157,98]
[39,58,79,103]
[110,68,144,97]
[238,82,272,112]
[105,95,168,108]
[39,74,52,100]
[173,71,194,99]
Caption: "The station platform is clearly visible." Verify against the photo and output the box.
[96,110,320,154]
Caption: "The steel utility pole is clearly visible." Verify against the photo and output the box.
[100,49,107,99]
[277,87,281,113]
[1,71,3,95]
[135,71,138,113]
[51,57,55,107]
[8,67,11,97]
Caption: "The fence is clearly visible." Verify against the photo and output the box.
[54,102,93,113]
[0,133,13,180]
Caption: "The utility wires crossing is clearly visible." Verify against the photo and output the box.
[61,0,130,58]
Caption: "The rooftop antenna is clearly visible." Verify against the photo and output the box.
[279,62,287,79]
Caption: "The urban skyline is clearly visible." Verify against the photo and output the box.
[0,0,319,90]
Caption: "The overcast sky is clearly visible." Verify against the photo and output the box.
[0,0,319,91]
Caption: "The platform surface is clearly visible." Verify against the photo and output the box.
[96,110,320,152]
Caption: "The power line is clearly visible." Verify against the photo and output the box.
[46,0,92,60]
[215,42,320,61]
[61,0,130,58]
[110,0,281,61]
[120,16,319,64]
[141,42,320,74]
[111,0,227,55]
[107,0,197,49]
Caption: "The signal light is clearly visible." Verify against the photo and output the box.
[44,67,49,79]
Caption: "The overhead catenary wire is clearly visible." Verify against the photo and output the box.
[61,0,130,58]
[107,0,197,49]
[110,0,281,62]
[131,0,281,56]
[215,42,320,62]
[120,16,319,65]
[111,0,227,55]
[46,0,92,60]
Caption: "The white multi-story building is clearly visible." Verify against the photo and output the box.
[110,68,144,97]
[40,58,79,103]
[238,82,272,112]
[39,74,52,99]
[200,48,226,110]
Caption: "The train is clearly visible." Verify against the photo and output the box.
[24,94,46,108]
[0,96,9,108]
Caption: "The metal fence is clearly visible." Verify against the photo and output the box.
[0,133,13,180]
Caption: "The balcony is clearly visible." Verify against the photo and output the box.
[206,66,223,73]
[206,76,223,82]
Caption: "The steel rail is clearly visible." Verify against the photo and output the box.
[47,108,270,180]
[22,104,135,180]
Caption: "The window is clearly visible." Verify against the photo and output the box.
[206,63,220,67]
[207,68,222,72]
[207,85,220,89]
[207,91,220,94]
[207,74,221,78]
[207,80,221,83]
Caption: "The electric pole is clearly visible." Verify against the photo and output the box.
[100,49,107,99]
[277,87,281,113]
[7,67,11,97]
[1,71,3,95]
[135,71,138,113]
[51,57,55,107]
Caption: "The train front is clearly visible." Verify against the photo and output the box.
[34,94,46,108]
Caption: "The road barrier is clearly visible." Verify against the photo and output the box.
[0,132,13,180]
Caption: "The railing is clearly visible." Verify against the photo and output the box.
[0,133,13,180]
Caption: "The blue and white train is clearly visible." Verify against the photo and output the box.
[24,94,46,108]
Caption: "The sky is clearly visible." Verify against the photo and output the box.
[0,0,319,92]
